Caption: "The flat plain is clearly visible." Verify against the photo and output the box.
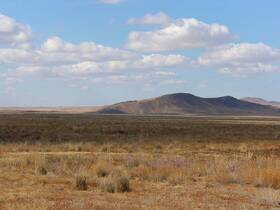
[0,114,280,210]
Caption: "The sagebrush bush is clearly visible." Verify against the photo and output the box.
[99,178,115,193]
[95,161,113,178]
[75,176,88,191]
[36,166,48,175]
[99,176,130,193]
[98,167,130,193]
[114,176,130,192]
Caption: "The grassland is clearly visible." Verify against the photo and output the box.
[0,114,280,209]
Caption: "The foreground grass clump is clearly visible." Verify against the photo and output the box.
[95,161,112,178]
[36,165,48,175]
[254,169,280,189]
[98,168,130,193]
[75,175,88,191]
[211,155,280,190]
[99,176,130,193]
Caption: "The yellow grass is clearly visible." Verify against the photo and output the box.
[0,141,280,209]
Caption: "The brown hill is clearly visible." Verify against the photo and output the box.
[241,97,280,109]
[97,93,280,116]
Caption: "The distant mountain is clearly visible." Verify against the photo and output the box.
[241,97,280,109]
[97,93,280,116]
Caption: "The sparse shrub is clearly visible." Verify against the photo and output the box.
[99,178,115,193]
[36,166,48,175]
[168,172,185,185]
[212,158,240,184]
[98,167,130,193]
[75,176,88,191]
[238,143,248,153]
[99,175,130,193]
[96,165,110,178]
[114,176,130,192]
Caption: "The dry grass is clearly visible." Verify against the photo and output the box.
[74,175,88,191]
[1,142,280,209]
[0,115,280,209]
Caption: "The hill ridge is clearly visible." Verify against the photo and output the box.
[97,93,280,116]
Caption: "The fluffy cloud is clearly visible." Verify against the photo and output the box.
[30,54,188,78]
[0,13,32,48]
[198,43,280,65]
[40,36,136,64]
[2,11,280,91]
[126,18,233,52]
[127,12,172,25]
[0,48,33,63]
[198,43,280,74]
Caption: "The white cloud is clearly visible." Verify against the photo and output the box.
[3,11,280,92]
[127,12,172,26]
[160,79,185,85]
[153,71,176,77]
[35,54,188,78]
[0,48,33,64]
[98,0,124,4]
[40,36,135,64]
[220,63,279,75]
[198,43,280,65]
[0,13,32,48]
[136,54,187,69]
[198,43,280,75]
[126,18,233,52]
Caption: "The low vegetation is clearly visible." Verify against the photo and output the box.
[0,114,280,209]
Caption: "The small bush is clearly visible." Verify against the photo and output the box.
[96,166,110,177]
[114,176,130,192]
[36,166,47,175]
[98,168,130,193]
[99,178,115,193]
[99,176,130,193]
[75,176,88,191]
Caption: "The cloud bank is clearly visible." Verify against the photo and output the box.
[0,12,279,90]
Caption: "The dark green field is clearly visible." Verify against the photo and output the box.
[0,114,280,144]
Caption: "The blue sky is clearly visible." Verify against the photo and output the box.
[0,0,279,106]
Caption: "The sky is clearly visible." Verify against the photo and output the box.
[0,0,279,106]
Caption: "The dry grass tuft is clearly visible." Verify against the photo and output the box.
[94,161,113,178]
[98,167,130,193]
[99,178,116,193]
[99,176,130,193]
[36,165,48,175]
[167,171,186,185]
[75,175,88,191]
[114,175,130,192]
[254,169,280,189]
